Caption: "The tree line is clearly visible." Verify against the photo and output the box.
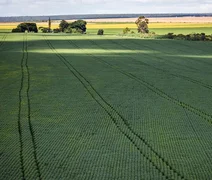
[39,20,87,34]
[11,16,150,35]
[11,19,87,34]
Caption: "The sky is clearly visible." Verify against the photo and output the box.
[0,0,211,16]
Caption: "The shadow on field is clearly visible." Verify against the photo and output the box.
[1,36,212,74]
[2,37,212,54]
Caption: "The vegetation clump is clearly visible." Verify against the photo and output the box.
[164,32,212,41]
[53,28,61,33]
[123,27,131,34]
[97,29,104,35]
[135,16,149,33]
[59,20,69,32]
[65,27,73,33]
[59,20,87,34]
[12,23,38,33]
[70,20,87,33]
[39,27,50,33]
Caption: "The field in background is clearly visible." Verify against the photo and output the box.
[1,33,212,179]
[1,16,212,35]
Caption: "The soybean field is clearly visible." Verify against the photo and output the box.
[1,33,212,180]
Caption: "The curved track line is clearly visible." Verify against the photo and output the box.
[17,34,26,180]
[129,38,212,71]
[0,34,7,47]
[17,34,41,179]
[44,35,187,180]
[86,38,212,125]
[25,34,42,179]
[109,38,212,90]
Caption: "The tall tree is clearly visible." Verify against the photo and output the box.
[48,17,51,31]
[135,16,149,33]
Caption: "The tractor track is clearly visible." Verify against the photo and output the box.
[131,38,212,70]
[18,33,26,180]
[126,39,201,72]
[44,35,187,180]
[109,38,212,90]
[169,40,212,66]
[25,34,42,180]
[18,34,41,180]
[85,38,212,125]
[0,34,7,47]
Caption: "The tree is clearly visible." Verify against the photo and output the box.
[97,29,104,35]
[59,20,69,32]
[48,17,51,32]
[69,20,87,34]
[135,16,149,33]
[12,23,38,33]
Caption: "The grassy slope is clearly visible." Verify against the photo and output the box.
[0,33,212,179]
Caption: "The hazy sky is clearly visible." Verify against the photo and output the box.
[0,0,211,16]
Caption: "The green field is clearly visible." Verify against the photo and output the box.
[86,27,212,35]
[1,33,212,179]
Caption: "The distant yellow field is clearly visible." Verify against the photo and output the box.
[0,22,212,30]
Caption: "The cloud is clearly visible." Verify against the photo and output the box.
[0,0,211,16]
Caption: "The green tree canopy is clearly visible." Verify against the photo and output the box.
[59,20,69,32]
[12,23,38,33]
[69,20,87,33]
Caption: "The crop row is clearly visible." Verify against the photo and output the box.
[134,40,200,73]
[66,37,212,178]
[85,38,212,125]
[110,38,212,90]
[158,39,212,67]
[68,35,212,142]
[17,34,41,180]
[129,38,212,74]
[44,35,187,180]
[69,36,212,144]
[152,39,212,71]
[17,33,26,179]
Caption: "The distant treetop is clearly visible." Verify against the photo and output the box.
[135,16,149,34]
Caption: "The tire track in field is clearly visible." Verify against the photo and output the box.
[17,33,26,180]
[18,34,41,180]
[25,34,42,180]
[71,37,212,174]
[135,39,212,69]
[44,35,186,180]
[85,38,212,124]
[173,88,211,161]
[119,37,200,72]
[167,40,212,66]
[127,39,201,72]
[0,34,7,49]
[109,39,212,90]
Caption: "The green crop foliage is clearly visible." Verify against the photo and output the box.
[1,33,212,180]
